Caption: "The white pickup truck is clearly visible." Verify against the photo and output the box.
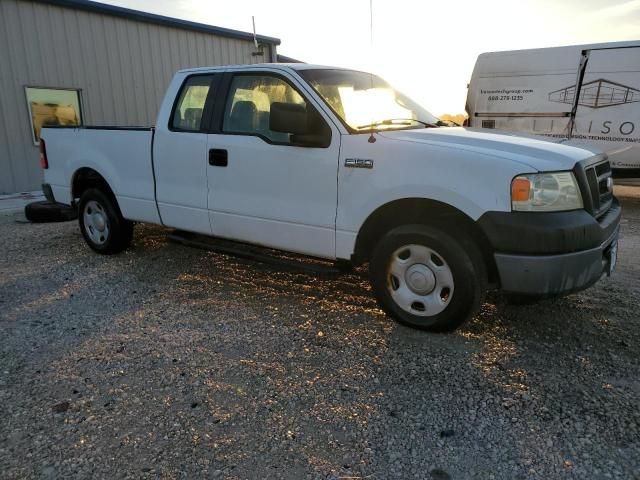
[40,63,621,331]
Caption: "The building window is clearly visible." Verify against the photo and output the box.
[24,87,83,145]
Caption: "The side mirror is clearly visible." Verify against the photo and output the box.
[270,102,308,134]
[270,102,331,148]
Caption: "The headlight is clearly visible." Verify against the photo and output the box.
[511,172,583,212]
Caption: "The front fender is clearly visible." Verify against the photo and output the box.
[335,133,523,258]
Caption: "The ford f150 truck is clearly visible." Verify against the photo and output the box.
[40,63,621,331]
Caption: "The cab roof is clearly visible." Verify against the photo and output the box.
[177,63,355,74]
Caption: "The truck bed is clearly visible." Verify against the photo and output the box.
[41,126,161,224]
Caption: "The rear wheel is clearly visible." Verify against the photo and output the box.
[78,188,133,254]
[369,224,486,331]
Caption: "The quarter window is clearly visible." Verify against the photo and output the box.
[222,75,309,144]
[172,75,214,131]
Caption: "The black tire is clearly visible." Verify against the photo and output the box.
[369,224,487,332]
[78,188,133,254]
[24,201,77,223]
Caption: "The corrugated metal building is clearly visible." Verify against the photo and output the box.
[0,0,281,194]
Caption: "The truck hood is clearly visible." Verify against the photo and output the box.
[379,127,602,172]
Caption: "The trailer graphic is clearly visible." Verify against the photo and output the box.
[548,79,640,109]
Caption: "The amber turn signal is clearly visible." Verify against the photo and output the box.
[511,177,531,202]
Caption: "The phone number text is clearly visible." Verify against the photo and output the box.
[487,95,524,101]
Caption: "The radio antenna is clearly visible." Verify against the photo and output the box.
[251,16,264,56]
[368,0,376,143]
[252,16,259,49]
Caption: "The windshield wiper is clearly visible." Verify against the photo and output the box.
[356,118,438,130]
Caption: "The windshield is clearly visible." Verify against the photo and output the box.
[299,69,440,132]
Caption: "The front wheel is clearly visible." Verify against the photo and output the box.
[369,224,486,331]
[78,188,133,254]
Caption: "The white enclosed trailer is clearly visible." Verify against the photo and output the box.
[466,41,640,175]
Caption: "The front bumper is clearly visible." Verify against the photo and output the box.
[493,226,618,295]
[478,198,622,295]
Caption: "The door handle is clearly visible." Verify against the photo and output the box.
[209,149,228,167]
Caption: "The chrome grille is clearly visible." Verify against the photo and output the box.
[585,160,613,218]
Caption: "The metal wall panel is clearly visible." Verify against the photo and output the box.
[0,0,275,193]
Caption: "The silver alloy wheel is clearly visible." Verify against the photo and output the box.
[387,244,454,316]
[83,200,110,245]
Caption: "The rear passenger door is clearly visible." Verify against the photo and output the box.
[206,70,340,259]
[153,74,219,234]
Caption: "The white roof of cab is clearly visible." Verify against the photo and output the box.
[177,63,353,74]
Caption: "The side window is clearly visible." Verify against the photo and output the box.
[222,74,314,144]
[171,75,214,131]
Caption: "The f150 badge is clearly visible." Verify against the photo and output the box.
[345,158,374,169]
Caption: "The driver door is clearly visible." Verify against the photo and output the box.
[206,71,340,258]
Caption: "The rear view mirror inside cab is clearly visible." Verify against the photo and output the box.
[270,102,331,148]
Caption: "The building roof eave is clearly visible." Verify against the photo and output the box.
[32,0,281,45]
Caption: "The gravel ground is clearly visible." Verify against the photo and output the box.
[1,187,639,480]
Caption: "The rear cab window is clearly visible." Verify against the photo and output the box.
[171,75,215,132]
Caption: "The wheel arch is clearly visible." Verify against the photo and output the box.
[71,167,115,201]
[71,167,124,217]
[353,197,498,284]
